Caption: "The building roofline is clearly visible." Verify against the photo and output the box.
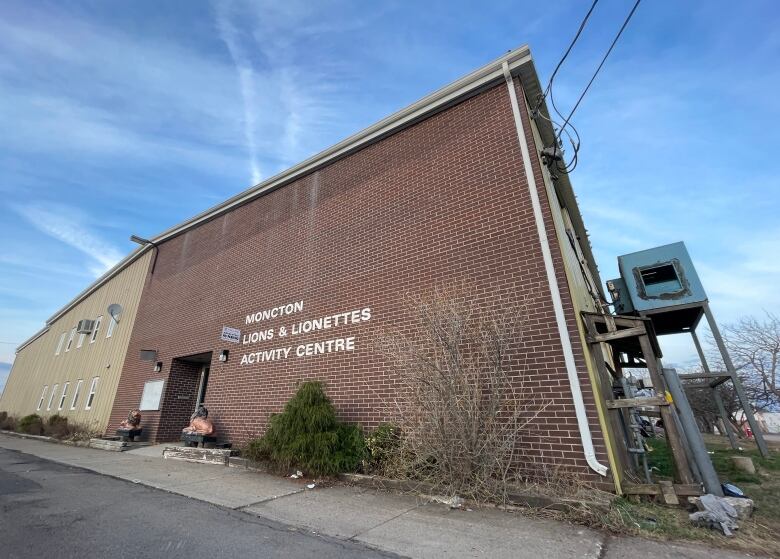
[16,326,50,353]
[20,43,602,348]
[145,45,533,244]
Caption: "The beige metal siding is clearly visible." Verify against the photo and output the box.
[0,252,151,433]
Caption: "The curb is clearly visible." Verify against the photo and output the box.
[0,429,91,448]
[338,473,612,513]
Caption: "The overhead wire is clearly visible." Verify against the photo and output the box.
[535,0,600,113]
[554,0,642,147]
[534,1,600,175]
[533,0,642,175]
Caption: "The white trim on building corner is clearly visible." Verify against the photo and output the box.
[502,61,608,477]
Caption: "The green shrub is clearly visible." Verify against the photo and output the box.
[364,423,400,474]
[44,415,70,439]
[18,414,44,435]
[247,381,365,476]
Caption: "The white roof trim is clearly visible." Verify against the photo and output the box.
[21,45,534,350]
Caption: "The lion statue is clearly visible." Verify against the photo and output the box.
[118,409,142,430]
[182,405,215,436]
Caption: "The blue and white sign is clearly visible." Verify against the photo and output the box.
[220,326,241,343]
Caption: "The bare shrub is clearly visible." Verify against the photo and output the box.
[0,411,16,431]
[377,287,550,504]
[62,421,102,442]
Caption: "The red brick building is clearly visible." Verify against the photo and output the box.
[106,47,622,488]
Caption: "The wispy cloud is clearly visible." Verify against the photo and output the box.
[12,203,123,277]
[213,1,262,185]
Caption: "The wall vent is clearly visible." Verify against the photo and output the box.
[76,319,95,334]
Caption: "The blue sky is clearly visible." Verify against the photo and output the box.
[1,1,779,390]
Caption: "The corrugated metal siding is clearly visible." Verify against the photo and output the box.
[0,252,151,432]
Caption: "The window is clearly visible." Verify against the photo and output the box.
[58,383,69,410]
[85,377,99,410]
[106,315,118,338]
[47,384,59,411]
[37,385,49,411]
[70,379,84,410]
[90,316,103,344]
[640,264,680,287]
[55,332,66,356]
[638,262,684,298]
[65,328,76,352]
[76,332,86,349]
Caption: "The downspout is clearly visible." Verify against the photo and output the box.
[502,62,608,477]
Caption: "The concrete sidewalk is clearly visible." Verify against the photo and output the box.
[0,434,759,559]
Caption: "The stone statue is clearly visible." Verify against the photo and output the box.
[118,409,142,431]
[182,405,215,436]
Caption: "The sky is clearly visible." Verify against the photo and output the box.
[1,0,779,390]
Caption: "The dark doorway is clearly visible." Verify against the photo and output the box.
[195,365,210,410]
[157,351,212,442]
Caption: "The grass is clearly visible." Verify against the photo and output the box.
[631,434,780,554]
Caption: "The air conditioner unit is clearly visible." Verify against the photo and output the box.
[76,319,95,334]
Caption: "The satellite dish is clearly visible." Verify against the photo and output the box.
[107,304,123,323]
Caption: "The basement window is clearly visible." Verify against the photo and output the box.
[58,382,69,410]
[70,379,83,410]
[85,377,99,410]
[47,384,59,411]
[37,385,48,411]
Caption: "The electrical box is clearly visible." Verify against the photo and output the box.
[616,242,707,313]
[606,277,635,315]
[608,242,709,335]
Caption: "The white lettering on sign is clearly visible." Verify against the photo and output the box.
[220,326,241,344]
[237,301,371,366]
[290,308,371,335]
[246,301,304,325]
[242,329,274,345]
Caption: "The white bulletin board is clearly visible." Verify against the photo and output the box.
[139,379,164,411]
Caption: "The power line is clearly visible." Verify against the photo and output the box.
[536,0,600,112]
[534,1,601,176]
[555,0,642,146]
[0,341,20,345]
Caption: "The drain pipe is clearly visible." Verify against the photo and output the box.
[502,62,608,477]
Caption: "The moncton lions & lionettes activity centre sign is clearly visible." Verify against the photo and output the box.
[225,301,372,366]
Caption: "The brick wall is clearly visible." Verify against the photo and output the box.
[108,78,609,481]
[156,359,202,442]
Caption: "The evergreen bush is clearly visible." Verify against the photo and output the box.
[247,381,364,475]
[18,414,44,435]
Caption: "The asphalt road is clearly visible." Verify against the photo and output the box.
[0,447,400,559]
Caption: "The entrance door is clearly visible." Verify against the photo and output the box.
[195,365,210,410]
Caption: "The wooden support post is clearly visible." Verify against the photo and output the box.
[659,480,680,505]
[703,302,769,457]
[712,386,739,450]
[638,334,695,484]
[606,396,668,409]
[691,330,711,374]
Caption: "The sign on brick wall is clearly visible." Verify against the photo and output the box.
[235,300,371,365]
[220,326,241,343]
